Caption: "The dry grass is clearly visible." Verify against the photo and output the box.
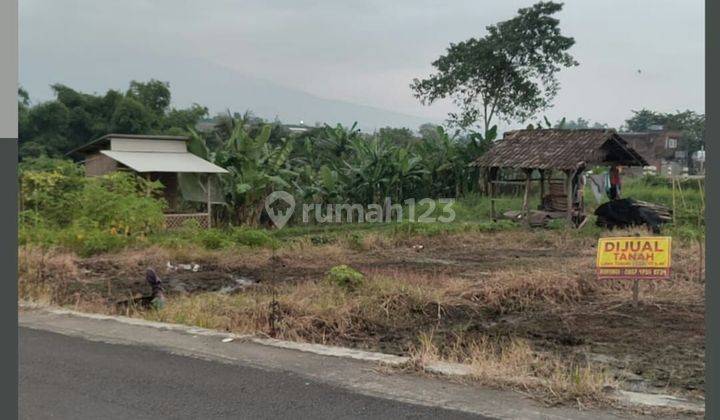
[460,269,595,314]
[18,245,79,304]
[410,331,615,404]
[145,273,474,344]
[18,227,705,406]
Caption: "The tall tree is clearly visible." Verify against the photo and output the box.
[111,96,153,134]
[19,81,210,159]
[126,79,171,116]
[411,1,577,135]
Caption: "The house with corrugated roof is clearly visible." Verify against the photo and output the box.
[67,134,228,228]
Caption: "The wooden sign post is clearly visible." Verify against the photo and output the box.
[596,236,672,305]
[632,279,640,306]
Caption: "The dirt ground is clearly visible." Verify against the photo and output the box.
[21,229,705,399]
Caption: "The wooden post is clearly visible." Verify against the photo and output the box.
[632,279,640,307]
[206,177,212,229]
[564,170,574,223]
[490,168,497,221]
[481,168,489,196]
[522,169,532,225]
[539,169,545,206]
[677,177,687,209]
[671,177,676,224]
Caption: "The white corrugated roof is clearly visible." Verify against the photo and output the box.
[101,151,229,173]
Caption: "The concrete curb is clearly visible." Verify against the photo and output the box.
[19,302,704,414]
[18,302,409,366]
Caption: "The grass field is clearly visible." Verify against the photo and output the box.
[18,176,706,407]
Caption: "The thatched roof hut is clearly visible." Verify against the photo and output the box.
[471,129,648,225]
[471,129,647,170]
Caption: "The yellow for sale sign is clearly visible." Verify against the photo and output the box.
[596,236,671,279]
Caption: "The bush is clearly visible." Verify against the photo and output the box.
[545,219,569,230]
[66,228,133,257]
[345,232,365,250]
[198,229,231,250]
[231,228,276,248]
[19,223,135,257]
[20,167,166,234]
[74,172,166,236]
[20,166,85,225]
[20,165,167,254]
[325,265,365,291]
[179,218,203,232]
[18,218,60,248]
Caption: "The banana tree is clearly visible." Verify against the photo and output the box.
[190,118,296,226]
[317,122,361,159]
[342,136,398,205]
[388,147,426,201]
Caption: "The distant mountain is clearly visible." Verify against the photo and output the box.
[20,53,437,132]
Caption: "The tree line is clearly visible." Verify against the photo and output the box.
[18,80,208,158]
[18,78,705,228]
[18,0,704,228]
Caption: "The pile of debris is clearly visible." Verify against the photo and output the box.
[594,198,672,233]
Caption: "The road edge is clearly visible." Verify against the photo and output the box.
[19,302,704,415]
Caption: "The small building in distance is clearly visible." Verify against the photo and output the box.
[620,127,688,177]
[67,134,228,228]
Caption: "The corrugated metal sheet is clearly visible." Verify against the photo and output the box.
[471,129,647,170]
[101,151,229,173]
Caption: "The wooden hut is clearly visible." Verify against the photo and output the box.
[471,129,648,225]
[67,134,229,229]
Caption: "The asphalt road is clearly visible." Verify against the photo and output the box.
[20,328,488,419]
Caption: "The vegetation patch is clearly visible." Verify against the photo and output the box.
[324,265,365,291]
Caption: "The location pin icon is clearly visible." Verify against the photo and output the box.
[265,191,295,229]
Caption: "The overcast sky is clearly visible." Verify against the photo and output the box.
[20,0,704,130]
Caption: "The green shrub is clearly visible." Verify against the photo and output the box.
[179,218,203,232]
[198,229,231,250]
[75,172,166,236]
[20,166,85,225]
[231,228,276,248]
[20,223,134,256]
[151,234,188,250]
[546,219,569,230]
[68,228,133,257]
[325,265,365,291]
[20,168,166,237]
[20,165,167,254]
[345,232,365,250]
[18,218,60,248]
